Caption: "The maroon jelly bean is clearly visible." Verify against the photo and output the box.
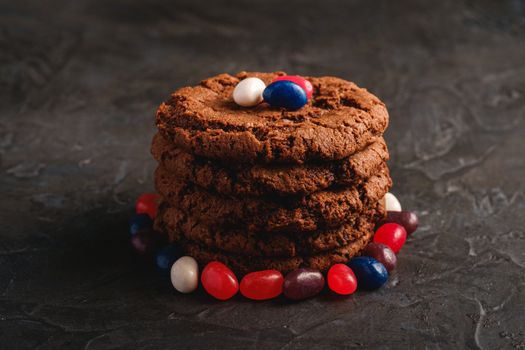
[131,229,165,256]
[362,242,397,272]
[379,211,419,235]
[283,268,325,300]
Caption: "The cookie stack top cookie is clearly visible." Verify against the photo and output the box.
[156,71,389,164]
[152,72,392,275]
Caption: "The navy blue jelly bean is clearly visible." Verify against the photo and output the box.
[129,213,153,235]
[156,244,184,272]
[347,256,389,290]
[263,80,308,110]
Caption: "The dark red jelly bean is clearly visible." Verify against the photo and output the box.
[327,264,357,295]
[379,211,419,235]
[240,269,284,300]
[136,193,159,219]
[201,261,239,301]
[373,223,407,253]
[361,242,397,271]
[283,268,325,300]
[131,229,164,256]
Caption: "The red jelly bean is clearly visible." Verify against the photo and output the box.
[327,264,357,295]
[240,269,284,300]
[136,193,159,219]
[373,223,407,253]
[273,75,313,99]
[362,242,397,271]
[201,261,239,301]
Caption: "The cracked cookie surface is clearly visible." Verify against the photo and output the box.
[180,230,375,276]
[154,164,391,233]
[151,133,389,197]
[155,200,384,258]
[155,71,389,164]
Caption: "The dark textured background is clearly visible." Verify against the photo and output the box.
[1,0,524,349]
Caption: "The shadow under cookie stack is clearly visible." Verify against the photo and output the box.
[152,72,392,276]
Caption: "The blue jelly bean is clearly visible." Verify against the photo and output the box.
[129,213,153,235]
[263,80,308,110]
[156,244,184,273]
[347,256,389,290]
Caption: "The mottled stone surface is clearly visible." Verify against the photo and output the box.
[1,0,524,349]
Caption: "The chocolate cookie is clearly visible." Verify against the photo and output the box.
[155,72,389,164]
[154,164,391,233]
[180,228,374,276]
[155,200,384,258]
[151,133,389,196]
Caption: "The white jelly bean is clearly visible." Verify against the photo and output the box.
[170,256,199,293]
[233,77,266,107]
[384,192,402,212]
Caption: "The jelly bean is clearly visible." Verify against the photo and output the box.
[283,268,325,300]
[263,80,308,110]
[240,269,284,300]
[373,223,407,253]
[201,261,239,300]
[170,256,199,293]
[136,193,159,219]
[273,75,313,99]
[380,211,419,235]
[347,257,388,290]
[233,77,266,107]
[327,264,357,295]
[361,242,397,271]
[384,192,402,212]
[130,229,165,256]
[129,213,153,235]
[156,244,184,273]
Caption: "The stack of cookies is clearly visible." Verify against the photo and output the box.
[152,72,392,275]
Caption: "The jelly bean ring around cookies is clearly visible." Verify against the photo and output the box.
[130,192,419,301]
